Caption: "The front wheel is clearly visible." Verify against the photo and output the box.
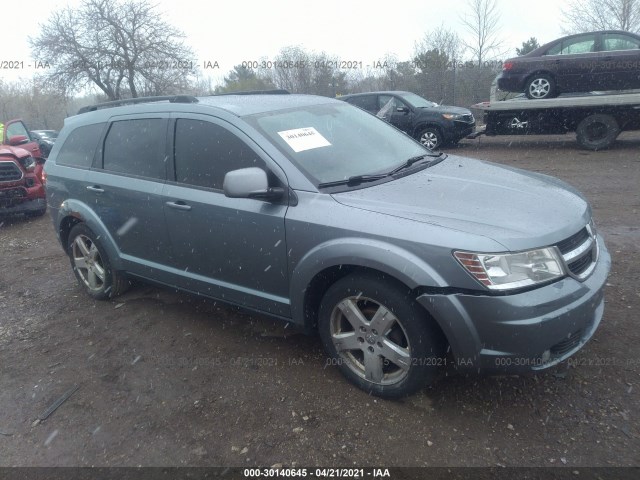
[67,223,129,300]
[417,127,443,150]
[318,273,445,398]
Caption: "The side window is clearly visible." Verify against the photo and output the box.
[346,95,378,113]
[103,119,166,179]
[6,121,30,140]
[601,33,640,51]
[56,123,105,168]
[174,119,265,190]
[560,35,596,55]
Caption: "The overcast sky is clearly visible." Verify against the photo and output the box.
[3,0,566,86]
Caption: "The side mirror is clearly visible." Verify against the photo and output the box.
[9,135,29,146]
[396,106,410,114]
[223,167,284,201]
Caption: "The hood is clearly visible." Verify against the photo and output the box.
[418,105,472,116]
[331,156,590,251]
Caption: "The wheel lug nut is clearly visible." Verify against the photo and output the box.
[357,337,364,343]
[372,329,378,335]
[359,326,366,332]
[368,346,374,353]
[377,342,383,348]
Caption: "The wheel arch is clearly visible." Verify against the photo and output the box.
[413,122,444,141]
[290,238,448,331]
[56,199,123,269]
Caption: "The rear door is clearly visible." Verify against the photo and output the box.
[84,115,174,273]
[163,114,290,316]
[552,34,600,92]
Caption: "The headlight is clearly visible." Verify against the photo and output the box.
[20,156,36,171]
[454,247,565,291]
[442,113,462,120]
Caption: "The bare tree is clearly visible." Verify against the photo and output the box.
[30,0,196,99]
[562,0,640,33]
[459,0,504,66]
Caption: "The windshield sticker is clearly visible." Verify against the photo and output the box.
[277,127,331,153]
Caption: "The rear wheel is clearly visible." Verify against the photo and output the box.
[318,273,445,398]
[525,74,557,99]
[67,223,129,300]
[576,114,620,151]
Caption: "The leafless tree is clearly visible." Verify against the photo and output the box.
[30,0,196,100]
[459,0,504,66]
[562,0,640,33]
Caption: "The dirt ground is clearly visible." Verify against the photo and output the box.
[1,132,639,469]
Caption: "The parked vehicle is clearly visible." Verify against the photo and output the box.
[1,119,44,159]
[338,91,475,149]
[0,145,47,217]
[31,130,59,157]
[45,93,610,398]
[498,30,640,99]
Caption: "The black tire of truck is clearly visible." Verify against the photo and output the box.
[576,114,620,151]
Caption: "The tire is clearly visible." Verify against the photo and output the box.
[525,74,557,99]
[417,127,443,150]
[67,223,129,300]
[576,114,620,151]
[318,273,446,398]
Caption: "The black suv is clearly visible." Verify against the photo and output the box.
[338,91,475,149]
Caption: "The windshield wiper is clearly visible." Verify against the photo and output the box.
[317,152,446,189]
[389,151,446,175]
[318,173,390,189]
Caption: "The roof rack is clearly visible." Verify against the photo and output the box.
[214,89,291,96]
[77,95,199,114]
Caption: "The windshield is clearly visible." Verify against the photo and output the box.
[400,92,438,108]
[245,103,428,185]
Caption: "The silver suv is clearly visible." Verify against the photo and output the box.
[44,93,611,398]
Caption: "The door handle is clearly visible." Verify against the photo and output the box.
[165,200,192,211]
[86,185,104,193]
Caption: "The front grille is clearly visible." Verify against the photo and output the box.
[568,250,593,276]
[557,227,589,254]
[550,329,583,356]
[556,224,598,280]
[0,161,23,182]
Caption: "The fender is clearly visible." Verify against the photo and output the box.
[289,237,448,327]
[56,198,123,270]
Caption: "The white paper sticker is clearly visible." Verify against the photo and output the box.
[277,127,331,153]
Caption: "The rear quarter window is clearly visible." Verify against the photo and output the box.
[56,123,105,168]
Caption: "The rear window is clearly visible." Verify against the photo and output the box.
[56,123,105,168]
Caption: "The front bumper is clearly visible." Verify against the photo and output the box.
[417,235,611,374]
[0,196,46,216]
[447,121,475,143]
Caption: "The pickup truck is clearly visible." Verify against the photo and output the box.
[0,120,47,217]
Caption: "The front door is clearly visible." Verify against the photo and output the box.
[163,115,290,316]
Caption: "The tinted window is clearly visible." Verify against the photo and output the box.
[345,95,378,113]
[602,33,640,51]
[56,123,105,168]
[174,119,264,190]
[103,119,166,179]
